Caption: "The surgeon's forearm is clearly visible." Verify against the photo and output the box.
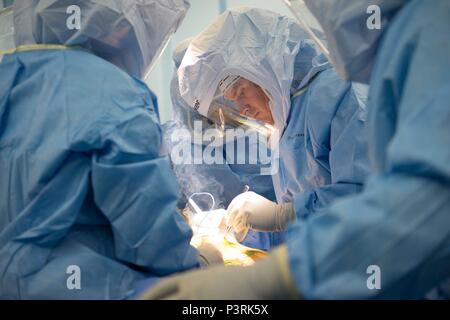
[288,174,450,299]
[249,245,301,299]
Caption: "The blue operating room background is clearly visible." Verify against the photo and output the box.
[146,0,295,123]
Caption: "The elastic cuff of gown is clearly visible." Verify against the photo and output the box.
[276,202,296,231]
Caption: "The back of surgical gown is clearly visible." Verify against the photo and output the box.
[0,49,199,299]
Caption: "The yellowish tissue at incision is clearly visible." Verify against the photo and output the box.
[184,208,268,266]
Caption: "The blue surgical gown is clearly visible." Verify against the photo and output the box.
[0,49,199,299]
[286,0,450,299]
[273,64,370,219]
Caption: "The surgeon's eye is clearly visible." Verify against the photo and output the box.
[224,85,237,101]
[237,85,246,98]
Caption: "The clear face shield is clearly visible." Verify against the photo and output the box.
[283,0,331,61]
[97,20,176,81]
[141,25,176,80]
[206,75,276,141]
[0,6,14,53]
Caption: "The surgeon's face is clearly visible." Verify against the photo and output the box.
[224,78,274,125]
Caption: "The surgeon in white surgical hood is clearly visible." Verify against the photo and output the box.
[142,0,450,300]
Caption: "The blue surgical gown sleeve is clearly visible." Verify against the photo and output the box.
[293,83,370,219]
[286,0,450,299]
[0,49,199,299]
[91,114,200,274]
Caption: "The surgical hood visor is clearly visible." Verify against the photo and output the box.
[178,7,304,139]
[0,7,14,52]
[283,0,330,62]
[284,0,408,83]
[206,76,276,139]
[12,0,191,79]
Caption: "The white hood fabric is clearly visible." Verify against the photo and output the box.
[178,7,311,133]
[12,0,190,79]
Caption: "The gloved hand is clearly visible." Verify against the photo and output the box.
[226,192,296,233]
[196,242,224,267]
[140,245,300,300]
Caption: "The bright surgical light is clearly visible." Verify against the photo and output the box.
[184,194,267,266]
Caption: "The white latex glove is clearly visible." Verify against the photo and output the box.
[196,242,224,267]
[140,245,300,300]
[226,192,296,233]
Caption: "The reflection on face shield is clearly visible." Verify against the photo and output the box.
[11,0,191,80]
[101,23,133,48]
[283,0,330,61]
[0,7,14,52]
[223,78,275,126]
[206,76,276,139]
[91,21,144,77]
